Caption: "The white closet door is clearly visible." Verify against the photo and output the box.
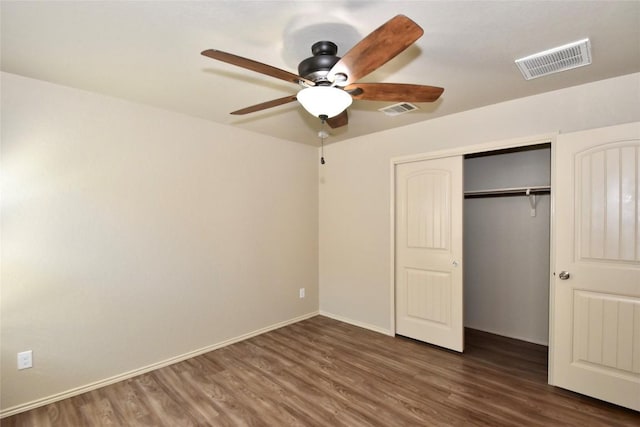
[395,156,464,352]
[551,122,640,410]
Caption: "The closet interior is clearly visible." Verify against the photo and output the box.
[463,143,551,346]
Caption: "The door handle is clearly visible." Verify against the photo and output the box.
[559,271,571,280]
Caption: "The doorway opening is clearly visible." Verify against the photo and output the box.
[463,143,551,369]
[391,136,553,357]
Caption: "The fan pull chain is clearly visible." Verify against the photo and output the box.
[319,115,328,165]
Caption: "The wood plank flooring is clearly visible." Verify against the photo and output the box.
[3,316,639,426]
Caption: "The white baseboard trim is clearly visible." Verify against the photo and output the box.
[319,310,393,336]
[0,311,319,419]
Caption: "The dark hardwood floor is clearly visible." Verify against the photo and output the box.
[3,316,639,426]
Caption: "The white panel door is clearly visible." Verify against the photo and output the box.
[395,156,463,352]
[552,122,640,410]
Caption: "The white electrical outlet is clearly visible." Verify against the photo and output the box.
[17,350,33,370]
[299,288,305,299]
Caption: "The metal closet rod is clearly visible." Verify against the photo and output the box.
[463,185,551,198]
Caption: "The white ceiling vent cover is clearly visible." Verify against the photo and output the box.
[379,102,419,116]
[515,38,592,80]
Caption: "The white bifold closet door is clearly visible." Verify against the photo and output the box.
[552,121,640,410]
[395,156,464,352]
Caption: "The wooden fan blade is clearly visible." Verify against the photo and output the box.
[202,49,315,86]
[345,83,444,102]
[327,15,423,86]
[230,95,298,115]
[326,110,348,128]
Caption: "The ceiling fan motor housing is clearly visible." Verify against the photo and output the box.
[298,41,340,84]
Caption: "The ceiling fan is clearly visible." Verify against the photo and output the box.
[201,15,444,129]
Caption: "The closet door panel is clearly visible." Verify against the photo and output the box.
[578,144,639,261]
[406,268,451,325]
[406,171,450,250]
[395,156,463,352]
[552,121,640,411]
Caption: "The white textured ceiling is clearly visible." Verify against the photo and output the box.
[2,1,639,145]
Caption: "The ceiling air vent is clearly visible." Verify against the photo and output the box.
[379,102,419,116]
[515,38,592,80]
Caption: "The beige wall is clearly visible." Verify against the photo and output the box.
[319,73,640,332]
[0,72,319,412]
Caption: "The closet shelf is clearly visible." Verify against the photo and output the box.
[464,185,550,198]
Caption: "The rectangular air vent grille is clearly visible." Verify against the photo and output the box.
[379,102,419,116]
[515,38,591,80]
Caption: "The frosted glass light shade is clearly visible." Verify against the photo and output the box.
[297,86,352,118]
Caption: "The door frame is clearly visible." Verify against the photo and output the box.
[389,133,557,379]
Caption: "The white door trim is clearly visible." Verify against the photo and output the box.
[389,133,557,360]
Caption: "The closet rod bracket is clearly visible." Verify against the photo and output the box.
[527,189,537,217]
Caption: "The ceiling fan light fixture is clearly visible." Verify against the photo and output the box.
[297,86,353,118]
